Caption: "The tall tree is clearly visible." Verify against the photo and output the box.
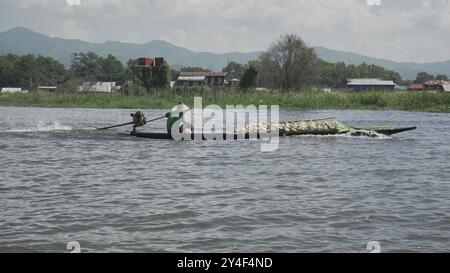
[70,52,102,80]
[415,72,435,84]
[153,61,171,89]
[126,59,138,78]
[16,54,35,89]
[34,55,68,86]
[0,54,19,87]
[239,66,258,89]
[222,61,245,80]
[436,74,449,81]
[99,54,126,82]
[255,57,280,89]
[258,34,319,90]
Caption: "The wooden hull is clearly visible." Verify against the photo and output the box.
[121,127,417,140]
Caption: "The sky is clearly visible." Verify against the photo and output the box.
[0,0,450,63]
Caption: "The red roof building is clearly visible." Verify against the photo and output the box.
[407,84,424,91]
[137,58,153,67]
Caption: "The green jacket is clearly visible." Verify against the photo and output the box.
[165,112,184,133]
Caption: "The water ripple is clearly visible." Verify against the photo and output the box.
[0,107,449,252]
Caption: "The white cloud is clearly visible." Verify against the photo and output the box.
[66,0,81,6]
[1,0,450,62]
[366,0,382,6]
[48,19,90,41]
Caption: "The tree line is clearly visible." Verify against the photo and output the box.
[414,72,448,84]
[0,52,171,93]
[223,34,417,90]
[1,34,448,93]
[0,54,68,89]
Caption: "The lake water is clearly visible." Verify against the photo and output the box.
[0,106,449,253]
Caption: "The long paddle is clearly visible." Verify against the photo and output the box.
[144,116,166,124]
[97,115,165,131]
[97,115,334,131]
[97,121,135,131]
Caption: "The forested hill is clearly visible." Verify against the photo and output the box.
[1,27,449,80]
[0,27,259,72]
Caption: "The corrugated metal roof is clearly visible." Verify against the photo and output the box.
[1,87,22,93]
[77,82,116,93]
[347,78,396,86]
[424,80,450,85]
[178,76,206,81]
[180,71,226,77]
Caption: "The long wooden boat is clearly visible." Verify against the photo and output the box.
[121,126,417,140]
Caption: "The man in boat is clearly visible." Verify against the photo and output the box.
[165,103,193,135]
[130,111,147,133]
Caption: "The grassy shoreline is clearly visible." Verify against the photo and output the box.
[1,90,450,113]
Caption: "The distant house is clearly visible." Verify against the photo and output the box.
[136,57,165,68]
[346,78,396,92]
[408,84,424,91]
[77,82,119,93]
[395,85,408,91]
[443,84,450,92]
[423,80,450,92]
[38,86,57,92]
[230,78,240,87]
[176,72,227,87]
[176,75,207,86]
[137,57,154,67]
[1,87,22,93]
[255,87,272,92]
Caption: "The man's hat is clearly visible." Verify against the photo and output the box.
[171,103,190,114]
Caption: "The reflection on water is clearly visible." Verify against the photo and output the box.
[0,107,449,253]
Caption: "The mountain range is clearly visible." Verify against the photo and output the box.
[1,27,449,80]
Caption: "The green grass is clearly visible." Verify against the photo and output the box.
[1,90,450,113]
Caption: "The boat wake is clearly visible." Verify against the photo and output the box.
[1,121,73,133]
[292,130,392,139]
[346,130,391,138]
